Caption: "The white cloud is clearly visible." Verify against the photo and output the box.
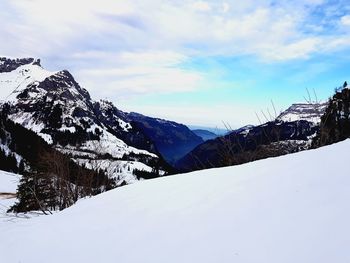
[76,51,203,97]
[340,15,350,26]
[260,38,321,61]
[1,0,350,105]
[119,51,188,67]
[2,0,349,62]
[222,2,230,13]
[192,1,212,12]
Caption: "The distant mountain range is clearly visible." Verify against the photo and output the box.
[191,129,219,141]
[188,125,228,136]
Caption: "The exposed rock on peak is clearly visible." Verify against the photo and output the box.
[0,57,41,73]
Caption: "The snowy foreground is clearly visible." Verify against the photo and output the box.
[1,141,350,263]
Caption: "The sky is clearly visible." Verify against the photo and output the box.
[1,0,350,128]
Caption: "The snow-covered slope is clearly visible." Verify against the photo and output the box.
[1,140,349,263]
[0,170,19,194]
[277,102,328,124]
[0,170,20,216]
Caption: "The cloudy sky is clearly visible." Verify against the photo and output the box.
[1,0,350,128]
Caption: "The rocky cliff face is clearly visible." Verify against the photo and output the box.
[0,57,41,73]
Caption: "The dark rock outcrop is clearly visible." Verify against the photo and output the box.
[0,57,40,73]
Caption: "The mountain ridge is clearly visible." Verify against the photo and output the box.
[176,102,327,172]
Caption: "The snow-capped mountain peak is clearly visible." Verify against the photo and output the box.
[0,57,168,185]
[0,57,55,102]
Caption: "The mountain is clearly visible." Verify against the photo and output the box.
[276,102,328,124]
[176,102,327,172]
[192,129,219,141]
[2,139,349,263]
[0,57,172,185]
[0,106,69,174]
[176,120,318,171]
[232,124,255,134]
[126,112,203,164]
[188,125,228,136]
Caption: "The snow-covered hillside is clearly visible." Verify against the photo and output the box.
[1,140,349,263]
[0,170,20,216]
[277,102,328,124]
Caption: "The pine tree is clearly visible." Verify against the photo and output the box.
[10,171,56,214]
[10,172,40,213]
[313,86,350,147]
[18,160,25,174]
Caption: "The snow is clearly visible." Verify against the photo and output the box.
[8,111,53,144]
[74,158,160,185]
[98,100,132,132]
[58,126,76,133]
[118,118,132,131]
[0,171,20,219]
[54,125,157,164]
[0,63,54,102]
[1,140,350,262]
[80,128,157,159]
[277,102,328,124]
[56,129,161,185]
[0,170,20,193]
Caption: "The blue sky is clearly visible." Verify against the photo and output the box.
[1,0,350,128]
